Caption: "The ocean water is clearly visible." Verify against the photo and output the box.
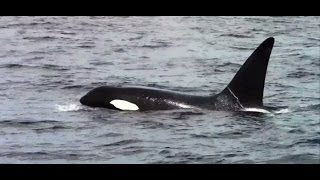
[0,16,319,164]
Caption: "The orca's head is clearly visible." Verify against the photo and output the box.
[80,87,110,108]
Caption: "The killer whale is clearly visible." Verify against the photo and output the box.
[80,37,275,112]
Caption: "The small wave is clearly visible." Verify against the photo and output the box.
[140,56,149,59]
[55,104,82,112]
[0,63,25,68]
[128,36,143,41]
[2,151,49,158]
[42,64,70,71]
[265,153,319,164]
[229,46,254,51]
[78,45,95,49]
[299,104,320,110]
[28,51,46,55]
[61,85,85,90]
[25,56,44,61]
[60,31,77,35]
[5,22,55,28]
[0,119,60,126]
[220,34,253,38]
[288,128,305,134]
[97,133,123,138]
[294,138,320,146]
[172,111,205,120]
[215,131,247,139]
[139,41,171,49]
[89,61,114,66]
[159,150,171,155]
[190,134,210,139]
[287,71,317,78]
[113,48,126,53]
[23,36,57,41]
[0,63,69,71]
[34,125,70,133]
[216,62,241,68]
[141,44,169,49]
[99,139,142,147]
[207,42,216,46]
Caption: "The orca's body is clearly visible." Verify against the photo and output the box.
[80,37,275,112]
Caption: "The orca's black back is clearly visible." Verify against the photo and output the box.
[80,37,275,111]
[81,86,211,111]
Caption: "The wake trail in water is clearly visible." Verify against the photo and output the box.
[272,103,320,114]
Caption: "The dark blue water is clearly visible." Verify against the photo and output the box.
[0,16,319,163]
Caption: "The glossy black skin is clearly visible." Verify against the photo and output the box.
[80,86,241,111]
[80,37,276,112]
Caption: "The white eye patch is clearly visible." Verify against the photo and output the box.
[110,99,139,111]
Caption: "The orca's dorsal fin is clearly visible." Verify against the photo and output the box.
[219,37,275,107]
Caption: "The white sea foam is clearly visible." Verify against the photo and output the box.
[56,104,82,112]
[274,108,290,114]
